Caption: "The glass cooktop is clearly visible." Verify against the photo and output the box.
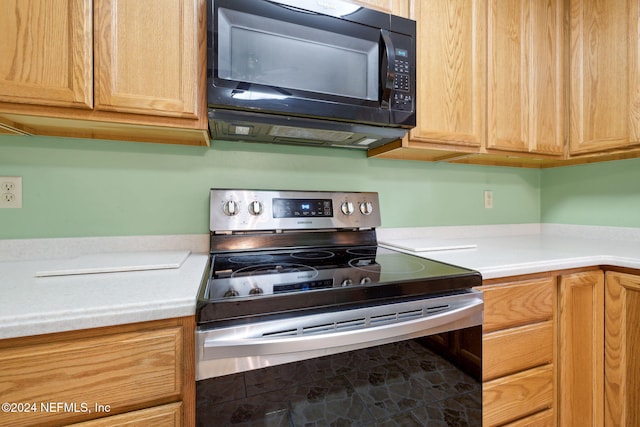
[197,245,481,326]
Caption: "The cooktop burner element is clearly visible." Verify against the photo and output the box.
[196,190,482,327]
[291,250,335,260]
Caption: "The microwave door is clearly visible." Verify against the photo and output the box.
[209,0,394,125]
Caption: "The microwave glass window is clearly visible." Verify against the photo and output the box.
[218,8,379,100]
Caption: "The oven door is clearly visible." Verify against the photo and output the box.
[208,0,416,127]
[196,291,483,425]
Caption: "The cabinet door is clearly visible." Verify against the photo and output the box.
[605,271,640,427]
[0,0,93,109]
[483,321,553,381]
[483,365,554,427]
[487,0,563,155]
[568,0,640,154]
[409,0,486,148]
[0,326,184,426]
[481,277,554,333]
[558,271,604,427]
[68,402,182,426]
[94,0,201,118]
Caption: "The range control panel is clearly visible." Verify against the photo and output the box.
[210,189,381,232]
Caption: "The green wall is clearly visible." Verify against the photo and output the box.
[541,157,640,227]
[0,135,540,239]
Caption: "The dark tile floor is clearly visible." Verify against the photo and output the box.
[196,340,481,426]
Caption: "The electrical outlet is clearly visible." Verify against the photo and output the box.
[484,190,493,209]
[0,176,22,208]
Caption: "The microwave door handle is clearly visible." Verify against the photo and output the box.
[380,29,396,108]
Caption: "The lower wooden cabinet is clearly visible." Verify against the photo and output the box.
[69,402,183,427]
[482,268,640,427]
[0,317,195,427]
[479,277,555,426]
[557,270,604,427]
[483,321,553,381]
[604,271,640,427]
[483,365,554,426]
[502,409,555,427]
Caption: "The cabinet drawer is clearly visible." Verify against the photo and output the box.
[483,321,553,381]
[480,278,554,332]
[0,326,183,427]
[69,402,182,427]
[502,409,555,427]
[483,365,554,427]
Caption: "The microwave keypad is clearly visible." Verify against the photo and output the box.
[393,59,410,91]
[392,59,412,109]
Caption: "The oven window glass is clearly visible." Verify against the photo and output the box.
[217,8,379,100]
[197,332,482,425]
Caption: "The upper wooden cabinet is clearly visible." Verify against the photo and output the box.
[371,0,564,164]
[487,0,564,156]
[0,0,209,146]
[411,0,486,151]
[568,0,640,155]
[94,0,200,119]
[0,0,93,109]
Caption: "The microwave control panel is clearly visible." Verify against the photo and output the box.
[390,35,414,112]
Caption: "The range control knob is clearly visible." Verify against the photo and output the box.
[223,200,239,216]
[249,287,264,295]
[340,201,355,216]
[360,201,374,216]
[360,277,372,285]
[223,288,239,298]
[248,200,263,216]
[341,278,353,287]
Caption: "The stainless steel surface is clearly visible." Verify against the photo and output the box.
[198,189,482,383]
[206,263,380,299]
[210,189,381,232]
[197,188,482,425]
[196,290,483,379]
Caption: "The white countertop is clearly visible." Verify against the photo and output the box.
[378,224,640,280]
[0,235,209,340]
[3,225,640,340]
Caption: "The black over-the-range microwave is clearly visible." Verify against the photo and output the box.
[206,0,417,150]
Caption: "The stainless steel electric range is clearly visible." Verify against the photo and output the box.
[196,189,483,426]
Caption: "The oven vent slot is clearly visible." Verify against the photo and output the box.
[370,313,400,324]
[426,305,450,313]
[262,328,298,338]
[302,323,335,335]
[258,304,453,339]
[398,309,424,320]
[335,318,366,330]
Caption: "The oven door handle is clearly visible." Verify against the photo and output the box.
[202,298,483,358]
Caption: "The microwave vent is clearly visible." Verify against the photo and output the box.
[209,109,406,150]
[268,125,353,142]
